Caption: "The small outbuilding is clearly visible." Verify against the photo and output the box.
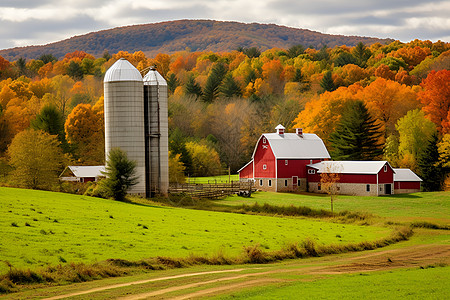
[60,166,106,183]
[307,161,395,196]
[393,168,422,193]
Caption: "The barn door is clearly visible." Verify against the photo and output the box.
[385,184,392,195]
[292,176,298,189]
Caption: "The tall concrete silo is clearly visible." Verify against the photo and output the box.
[143,67,169,197]
[104,58,146,195]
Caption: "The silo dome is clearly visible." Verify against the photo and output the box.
[104,58,142,82]
[143,67,167,85]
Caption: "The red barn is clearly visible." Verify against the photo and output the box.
[393,168,422,193]
[306,161,395,196]
[238,125,330,192]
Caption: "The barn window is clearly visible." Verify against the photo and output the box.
[366,184,370,192]
[308,169,316,174]
[263,164,267,170]
[263,137,267,144]
[259,179,263,186]
[284,180,288,186]
[384,165,387,172]
[285,160,288,165]
[268,180,272,187]
[318,183,321,191]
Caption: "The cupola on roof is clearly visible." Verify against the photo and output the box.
[104,58,142,82]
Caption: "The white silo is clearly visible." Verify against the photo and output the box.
[104,58,146,195]
[143,67,169,197]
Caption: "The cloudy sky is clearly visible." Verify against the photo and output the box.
[0,0,449,50]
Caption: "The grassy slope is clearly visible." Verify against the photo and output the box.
[0,187,389,273]
[215,191,450,222]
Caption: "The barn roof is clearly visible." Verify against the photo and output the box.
[393,168,422,182]
[308,161,393,175]
[68,166,106,178]
[257,133,330,159]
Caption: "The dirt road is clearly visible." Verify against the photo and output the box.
[40,244,450,300]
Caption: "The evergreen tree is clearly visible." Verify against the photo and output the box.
[352,42,371,67]
[329,101,383,160]
[100,148,138,201]
[219,74,241,98]
[334,52,358,67]
[202,62,226,103]
[185,75,202,98]
[67,61,84,80]
[418,134,443,191]
[320,71,335,92]
[166,73,179,94]
[287,44,305,58]
[293,68,303,82]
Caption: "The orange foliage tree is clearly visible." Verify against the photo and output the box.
[418,70,450,133]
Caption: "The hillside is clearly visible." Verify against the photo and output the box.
[0,19,394,60]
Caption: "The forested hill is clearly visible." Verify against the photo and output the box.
[0,19,394,60]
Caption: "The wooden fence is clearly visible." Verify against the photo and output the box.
[168,181,255,199]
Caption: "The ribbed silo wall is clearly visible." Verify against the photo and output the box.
[104,81,146,195]
[144,82,169,196]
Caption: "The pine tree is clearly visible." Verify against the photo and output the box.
[219,74,241,98]
[202,62,226,102]
[352,42,371,67]
[166,73,179,94]
[293,68,303,82]
[418,134,443,191]
[320,71,335,92]
[100,148,138,201]
[329,101,383,160]
[185,75,202,98]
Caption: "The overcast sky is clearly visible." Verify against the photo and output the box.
[0,0,449,50]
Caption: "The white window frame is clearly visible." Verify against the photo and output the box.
[259,179,263,186]
[367,184,371,192]
[284,179,288,187]
[308,169,316,174]
[263,137,267,144]
[263,164,267,170]
[268,179,272,187]
[384,165,388,172]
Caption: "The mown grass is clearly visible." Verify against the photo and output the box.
[0,226,413,294]
[186,174,239,184]
[217,264,450,300]
[0,187,390,273]
[215,191,450,221]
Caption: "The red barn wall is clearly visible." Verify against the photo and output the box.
[277,159,322,178]
[378,164,394,184]
[239,162,253,179]
[395,181,420,190]
[254,135,276,178]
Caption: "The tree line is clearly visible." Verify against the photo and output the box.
[0,39,449,192]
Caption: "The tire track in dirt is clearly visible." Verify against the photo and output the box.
[43,244,450,300]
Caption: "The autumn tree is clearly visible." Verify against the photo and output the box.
[320,162,342,212]
[64,103,104,164]
[396,109,437,171]
[185,141,222,176]
[418,70,450,133]
[169,151,186,183]
[8,129,65,189]
[166,73,179,94]
[329,101,383,160]
[352,42,371,67]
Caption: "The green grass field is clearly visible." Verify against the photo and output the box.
[0,187,390,273]
[217,265,450,299]
[215,191,450,221]
[186,174,239,184]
